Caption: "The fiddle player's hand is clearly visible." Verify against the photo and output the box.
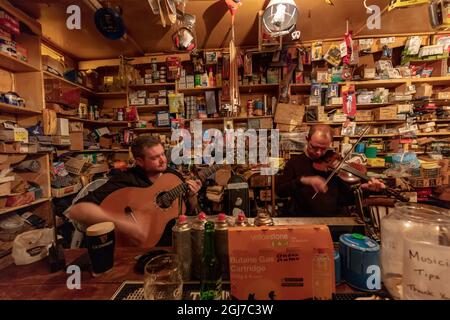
[361,178,385,192]
[300,176,328,194]
[186,179,202,196]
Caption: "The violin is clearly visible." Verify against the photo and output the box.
[312,149,409,202]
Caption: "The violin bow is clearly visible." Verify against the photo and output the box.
[312,126,371,200]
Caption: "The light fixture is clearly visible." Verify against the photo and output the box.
[172,13,197,51]
[262,0,298,37]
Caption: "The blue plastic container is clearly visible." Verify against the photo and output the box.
[339,233,380,292]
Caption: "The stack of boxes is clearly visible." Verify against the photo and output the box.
[0,10,27,62]
[185,96,197,119]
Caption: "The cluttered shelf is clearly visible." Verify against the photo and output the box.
[333,131,450,138]
[134,104,169,112]
[132,127,171,132]
[290,76,450,92]
[95,92,127,99]
[62,116,132,127]
[239,83,279,93]
[43,70,95,96]
[305,120,405,126]
[128,83,176,90]
[178,86,221,94]
[0,102,41,115]
[0,197,51,216]
[184,115,273,123]
[0,51,40,73]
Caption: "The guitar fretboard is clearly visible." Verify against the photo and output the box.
[164,164,221,203]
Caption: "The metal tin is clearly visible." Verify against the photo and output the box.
[215,213,229,280]
[191,212,207,279]
[172,214,192,281]
[339,233,380,292]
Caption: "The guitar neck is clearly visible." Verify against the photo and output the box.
[165,164,221,202]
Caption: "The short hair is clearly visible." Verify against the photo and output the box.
[307,124,334,140]
[131,135,162,159]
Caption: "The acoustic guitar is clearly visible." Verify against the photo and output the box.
[99,164,221,247]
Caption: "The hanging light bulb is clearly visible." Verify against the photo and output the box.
[263,0,298,37]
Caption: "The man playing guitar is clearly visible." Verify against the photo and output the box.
[69,135,202,247]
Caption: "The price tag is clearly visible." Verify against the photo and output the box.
[13,128,28,143]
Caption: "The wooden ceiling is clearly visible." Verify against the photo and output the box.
[11,0,435,61]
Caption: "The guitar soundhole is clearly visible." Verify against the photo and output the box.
[156,192,173,209]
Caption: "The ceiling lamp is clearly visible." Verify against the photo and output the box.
[172,14,197,51]
[262,0,298,37]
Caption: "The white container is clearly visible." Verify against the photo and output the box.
[381,203,450,300]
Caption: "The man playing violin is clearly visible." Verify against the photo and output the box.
[276,124,385,217]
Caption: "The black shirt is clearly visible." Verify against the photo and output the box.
[76,166,185,246]
[276,153,355,217]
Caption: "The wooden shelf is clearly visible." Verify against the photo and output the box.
[239,84,279,93]
[63,116,131,126]
[43,70,95,95]
[61,149,129,153]
[305,120,404,126]
[135,104,169,112]
[333,131,450,138]
[324,103,395,110]
[129,83,176,90]
[184,115,273,123]
[290,76,450,92]
[0,102,41,115]
[132,127,172,132]
[96,92,127,99]
[415,119,450,123]
[178,86,221,94]
[0,198,51,216]
[0,52,40,73]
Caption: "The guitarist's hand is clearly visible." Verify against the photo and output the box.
[186,179,202,197]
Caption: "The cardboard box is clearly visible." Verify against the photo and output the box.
[259,118,273,129]
[373,106,398,120]
[397,104,413,114]
[42,55,64,76]
[395,84,416,95]
[52,135,71,146]
[355,110,373,121]
[415,84,433,99]
[363,68,376,79]
[275,104,305,126]
[56,118,69,136]
[99,136,112,149]
[228,225,335,300]
[69,122,83,132]
[329,97,343,105]
[69,132,83,151]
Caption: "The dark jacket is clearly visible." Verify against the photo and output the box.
[276,153,355,217]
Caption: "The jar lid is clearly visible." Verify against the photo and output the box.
[394,203,450,224]
[339,233,380,252]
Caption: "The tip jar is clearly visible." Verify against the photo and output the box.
[381,203,450,300]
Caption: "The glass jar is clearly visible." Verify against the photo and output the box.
[381,203,450,300]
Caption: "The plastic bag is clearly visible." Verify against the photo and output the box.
[12,228,54,265]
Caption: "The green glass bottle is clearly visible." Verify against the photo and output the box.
[200,221,222,300]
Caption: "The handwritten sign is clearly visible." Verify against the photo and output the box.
[403,238,450,300]
[380,37,396,45]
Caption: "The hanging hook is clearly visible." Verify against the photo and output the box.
[364,0,375,13]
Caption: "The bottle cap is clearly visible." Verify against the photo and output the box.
[218,213,226,222]
[178,215,187,223]
[198,212,207,220]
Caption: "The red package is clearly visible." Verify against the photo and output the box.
[0,10,20,35]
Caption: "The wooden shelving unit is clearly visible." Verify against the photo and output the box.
[43,70,95,96]
[184,115,273,123]
[133,127,172,132]
[96,92,127,99]
[0,197,52,216]
[178,86,221,94]
[129,83,176,90]
[0,51,40,73]
[0,102,41,115]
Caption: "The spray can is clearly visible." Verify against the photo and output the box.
[235,212,249,227]
[215,213,229,280]
[254,209,274,226]
[191,212,207,279]
[172,214,192,281]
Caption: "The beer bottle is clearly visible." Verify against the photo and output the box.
[200,221,222,300]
